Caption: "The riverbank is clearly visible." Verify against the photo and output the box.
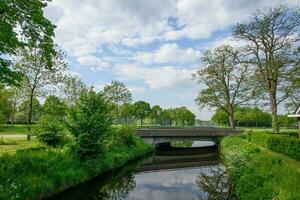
[221,136,300,200]
[0,138,152,200]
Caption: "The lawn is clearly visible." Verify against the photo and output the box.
[242,127,298,133]
[0,137,42,155]
[0,124,30,135]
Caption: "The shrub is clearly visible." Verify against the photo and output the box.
[112,125,139,147]
[67,90,112,160]
[247,132,300,161]
[34,117,66,147]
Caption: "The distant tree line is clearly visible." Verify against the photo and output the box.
[102,80,196,127]
[0,80,196,129]
[212,107,296,128]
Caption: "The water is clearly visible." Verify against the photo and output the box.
[48,141,233,200]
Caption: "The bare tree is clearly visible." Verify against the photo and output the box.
[193,45,253,129]
[14,47,67,140]
[234,6,300,132]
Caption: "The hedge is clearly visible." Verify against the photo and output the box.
[221,136,300,200]
[247,132,300,161]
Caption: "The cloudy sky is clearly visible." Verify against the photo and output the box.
[44,0,299,120]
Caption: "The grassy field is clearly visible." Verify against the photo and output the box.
[222,136,300,200]
[0,124,30,135]
[0,137,42,155]
[242,127,298,133]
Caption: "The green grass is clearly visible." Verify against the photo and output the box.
[0,124,30,135]
[242,127,297,133]
[0,137,43,155]
[0,138,152,200]
[221,136,300,200]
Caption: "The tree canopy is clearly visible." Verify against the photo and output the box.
[0,0,56,85]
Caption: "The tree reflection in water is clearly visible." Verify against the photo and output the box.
[196,166,236,200]
[96,173,135,200]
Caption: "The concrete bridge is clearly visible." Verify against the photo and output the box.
[136,127,241,146]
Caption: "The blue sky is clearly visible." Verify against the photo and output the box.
[44,0,299,120]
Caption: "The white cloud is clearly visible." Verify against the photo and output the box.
[134,43,200,64]
[77,55,110,71]
[115,64,196,90]
[128,86,146,94]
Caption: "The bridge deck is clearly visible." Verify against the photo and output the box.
[136,127,241,137]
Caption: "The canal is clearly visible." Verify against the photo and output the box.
[48,141,233,200]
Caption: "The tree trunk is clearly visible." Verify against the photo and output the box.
[11,101,16,126]
[270,94,279,133]
[228,112,235,129]
[27,93,34,140]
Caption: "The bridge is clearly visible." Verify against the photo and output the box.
[136,127,241,146]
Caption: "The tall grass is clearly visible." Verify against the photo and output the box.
[221,136,300,200]
[0,138,151,199]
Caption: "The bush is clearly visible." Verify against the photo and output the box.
[34,117,66,147]
[67,90,112,160]
[247,132,300,161]
[112,125,139,147]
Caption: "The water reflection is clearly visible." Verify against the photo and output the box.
[197,167,236,200]
[48,141,232,200]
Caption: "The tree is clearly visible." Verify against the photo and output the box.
[67,90,112,160]
[194,45,253,129]
[14,47,67,140]
[35,95,67,147]
[132,101,150,126]
[0,0,56,85]
[119,103,133,124]
[234,6,300,132]
[0,85,12,125]
[60,75,87,105]
[103,81,132,122]
[150,105,162,126]
[211,108,228,126]
[43,95,67,120]
[160,109,172,126]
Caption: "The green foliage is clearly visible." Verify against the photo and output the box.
[132,101,151,126]
[67,90,112,160]
[112,125,139,147]
[43,95,68,120]
[212,106,272,127]
[222,136,300,200]
[247,132,300,161]
[34,117,66,147]
[0,141,151,200]
[0,0,56,85]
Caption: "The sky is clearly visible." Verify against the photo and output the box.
[44,0,300,120]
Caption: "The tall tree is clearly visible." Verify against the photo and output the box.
[14,47,67,140]
[193,45,253,129]
[60,75,87,105]
[103,80,132,121]
[0,0,56,85]
[234,6,300,132]
[150,105,162,126]
[132,101,150,126]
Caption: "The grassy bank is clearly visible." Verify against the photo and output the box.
[0,139,152,200]
[246,132,300,160]
[221,136,300,200]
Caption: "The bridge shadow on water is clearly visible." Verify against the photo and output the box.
[47,141,235,200]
